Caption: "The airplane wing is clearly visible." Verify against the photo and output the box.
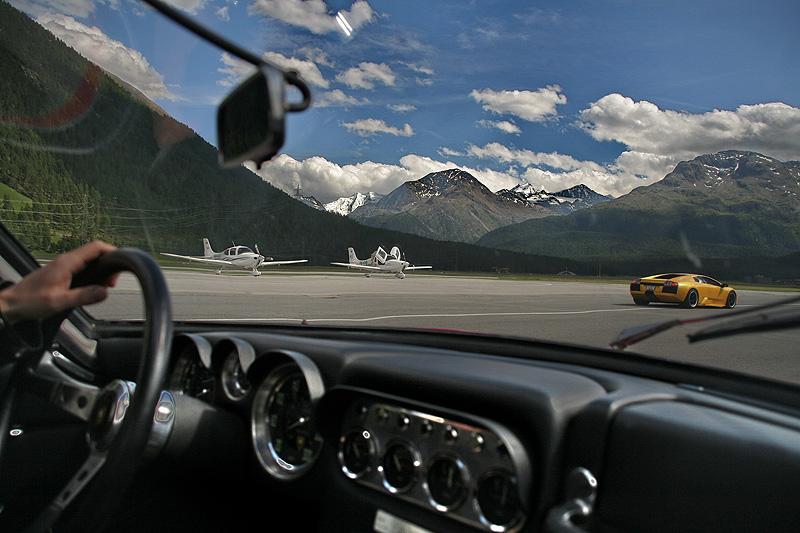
[161,253,230,266]
[330,262,383,271]
[404,265,433,270]
[260,259,308,267]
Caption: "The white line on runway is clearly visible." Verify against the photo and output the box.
[193,307,644,323]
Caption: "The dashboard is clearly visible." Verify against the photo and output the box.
[158,327,800,533]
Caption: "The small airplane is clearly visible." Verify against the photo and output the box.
[331,246,432,278]
[162,238,307,276]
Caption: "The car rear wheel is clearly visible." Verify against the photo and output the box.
[725,291,737,308]
[633,299,650,306]
[682,289,699,309]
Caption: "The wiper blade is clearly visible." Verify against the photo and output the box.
[610,293,800,350]
[688,307,800,343]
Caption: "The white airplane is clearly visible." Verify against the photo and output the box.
[331,246,432,278]
[162,238,307,276]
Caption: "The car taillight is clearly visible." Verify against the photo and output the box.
[630,279,641,290]
[663,280,678,293]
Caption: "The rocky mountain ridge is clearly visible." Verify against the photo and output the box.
[305,169,610,242]
[477,150,800,261]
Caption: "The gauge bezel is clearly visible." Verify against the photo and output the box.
[220,347,251,401]
[424,454,470,512]
[473,470,524,531]
[339,428,377,479]
[251,362,324,480]
[380,439,421,494]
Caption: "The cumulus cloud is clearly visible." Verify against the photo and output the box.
[336,62,396,90]
[477,120,521,134]
[216,52,257,87]
[254,153,520,203]
[580,94,800,161]
[216,51,329,89]
[299,46,334,67]
[463,143,620,195]
[342,118,413,137]
[314,89,370,108]
[471,85,566,122]
[248,0,375,35]
[37,14,178,101]
[263,51,329,88]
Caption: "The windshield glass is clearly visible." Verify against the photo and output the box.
[1,0,798,381]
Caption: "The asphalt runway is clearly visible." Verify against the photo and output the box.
[90,268,800,382]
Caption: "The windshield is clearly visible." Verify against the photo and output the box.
[1,1,798,381]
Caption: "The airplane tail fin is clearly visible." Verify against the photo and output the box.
[203,238,215,258]
[347,247,359,264]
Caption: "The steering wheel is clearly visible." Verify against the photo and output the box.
[0,248,172,532]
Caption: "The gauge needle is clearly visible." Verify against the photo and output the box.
[288,416,307,430]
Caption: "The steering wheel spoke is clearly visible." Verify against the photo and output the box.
[21,368,100,423]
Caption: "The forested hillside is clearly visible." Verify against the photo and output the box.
[0,1,575,274]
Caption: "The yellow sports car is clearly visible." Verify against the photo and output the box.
[630,273,737,308]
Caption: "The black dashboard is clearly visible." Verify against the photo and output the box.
[140,326,800,533]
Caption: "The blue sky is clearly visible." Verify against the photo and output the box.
[11,0,800,203]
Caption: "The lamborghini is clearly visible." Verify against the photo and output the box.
[630,273,737,308]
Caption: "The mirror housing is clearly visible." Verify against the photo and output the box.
[217,63,311,168]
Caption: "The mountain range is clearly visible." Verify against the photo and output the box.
[307,170,611,243]
[477,150,800,262]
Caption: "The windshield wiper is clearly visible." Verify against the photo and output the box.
[610,293,800,350]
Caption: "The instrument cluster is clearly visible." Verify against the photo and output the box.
[337,397,531,532]
[168,334,532,531]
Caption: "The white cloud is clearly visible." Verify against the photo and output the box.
[299,46,334,67]
[263,51,329,88]
[215,6,230,21]
[463,142,654,197]
[253,154,416,202]
[388,104,416,113]
[216,52,257,87]
[336,62,395,90]
[248,0,375,35]
[314,89,369,108]
[470,85,566,122]
[580,94,800,161]
[216,51,329,89]
[342,118,413,137]
[253,153,521,203]
[37,14,178,101]
[477,120,521,134]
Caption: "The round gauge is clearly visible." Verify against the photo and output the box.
[475,471,522,529]
[170,350,215,402]
[339,429,375,479]
[252,364,324,480]
[425,456,468,511]
[381,441,418,493]
[221,349,251,400]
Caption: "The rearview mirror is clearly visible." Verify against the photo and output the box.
[217,63,311,168]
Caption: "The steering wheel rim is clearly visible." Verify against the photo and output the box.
[3,248,172,532]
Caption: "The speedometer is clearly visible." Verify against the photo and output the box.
[252,363,324,480]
